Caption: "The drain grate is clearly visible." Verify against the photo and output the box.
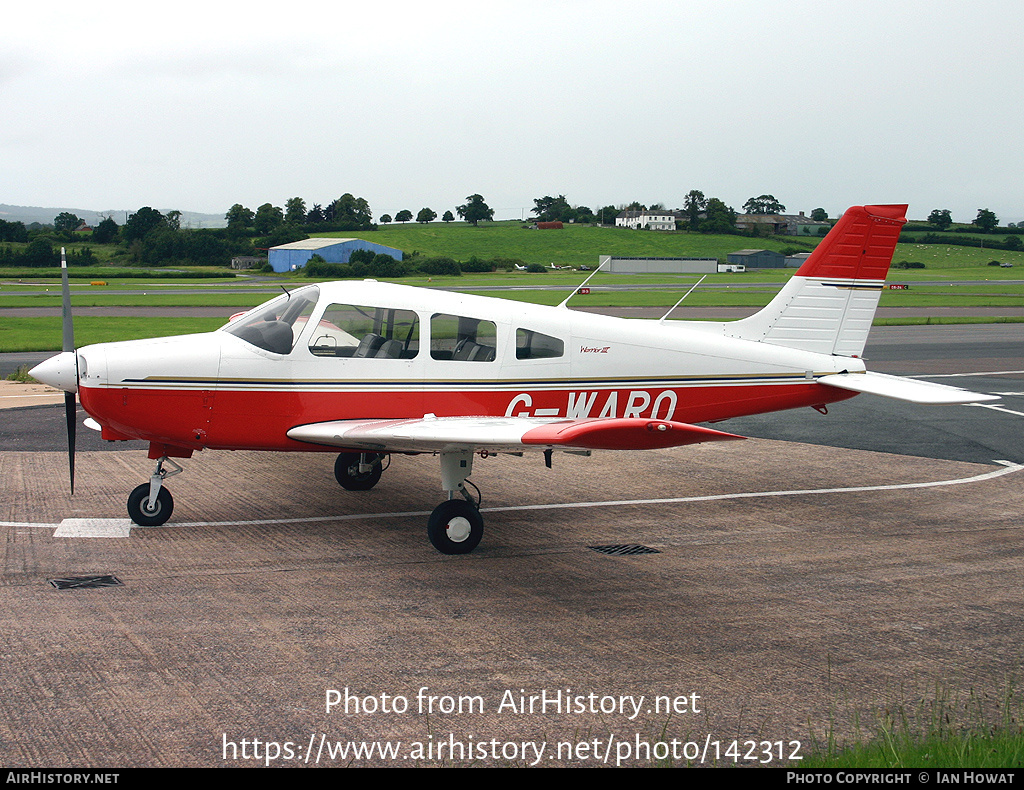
[588,544,660,556]
[49,575,123,590]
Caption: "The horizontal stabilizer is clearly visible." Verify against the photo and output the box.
[818,371,999,404]
[288,415,744,453]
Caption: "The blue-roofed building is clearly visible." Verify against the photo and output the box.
[268,238,404,273]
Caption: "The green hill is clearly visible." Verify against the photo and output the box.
[315,221,817,269]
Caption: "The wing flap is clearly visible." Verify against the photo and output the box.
[287,415,744,453]
[818,371,999,404]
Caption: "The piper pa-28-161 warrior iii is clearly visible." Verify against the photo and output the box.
[31,205,998,554]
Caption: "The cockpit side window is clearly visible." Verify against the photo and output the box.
[309,304,419,359]
[430,314,497,361]
[224,286,319,355]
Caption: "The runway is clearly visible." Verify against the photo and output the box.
[0,324,1022,767]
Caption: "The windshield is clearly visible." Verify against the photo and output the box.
[223,286,320,354]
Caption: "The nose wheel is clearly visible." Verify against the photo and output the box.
[127,484,173,526]
[126,455,181,526]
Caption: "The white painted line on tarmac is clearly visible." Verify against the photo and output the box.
[908,370,1024,379]
[486,460,1024,514]
[965,403,1024,418]
[3,462,1020,535]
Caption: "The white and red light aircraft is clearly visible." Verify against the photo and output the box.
[31,205,996,554]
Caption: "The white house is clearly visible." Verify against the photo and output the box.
[615,210,679,231]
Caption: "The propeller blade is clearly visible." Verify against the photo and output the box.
[60,247,78,495]
[60,247,74,352]
[65,391,76,495]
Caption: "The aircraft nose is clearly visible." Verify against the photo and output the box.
[30,351,79,393]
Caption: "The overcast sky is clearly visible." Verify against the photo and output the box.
[3,0,1022,224]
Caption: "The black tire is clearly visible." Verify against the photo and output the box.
[334,452,383,491]
[127,483,173,526]
[427,499,484,555]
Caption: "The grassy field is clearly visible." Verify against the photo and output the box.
[0,317,227,352]
[795,678,1024,769]
[322,220,1024,271]
[4,221,1024,351]
[318,220,818,268]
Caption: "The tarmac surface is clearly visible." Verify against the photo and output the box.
[1,325,1023,767]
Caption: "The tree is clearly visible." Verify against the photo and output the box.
[0,219,28,243]
[683,190,707,230]
[92,216,119,244]
[698,198,737,234]
[927,209,953,230]
[742,195,786,215]
[810,208,828,222]
[442,210,455,223]
[574,205,595,224]
[532,195,571,222]
[253,203,284,234]
[306,204,324,224]
[124,207,166,241]
[259,225,307,249]
[416,207,437,223]
[25,238,58,266]
[165,210,182,231]
[285,197,306,225]
[395,209,413,223]
[596,205,617,225]
[380,214,392,224]
[225,204,254,231]
[973,208,998,233]
[53,212,82,234]
[327,193,373,227]
[456,194,494,226]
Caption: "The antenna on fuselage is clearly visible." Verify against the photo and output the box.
[557,259,607,309]
[658,275,707,323]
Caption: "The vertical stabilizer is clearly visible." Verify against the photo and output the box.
[724,204,907,357]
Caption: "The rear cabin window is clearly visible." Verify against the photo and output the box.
[430,314,497,361]
[516,328,564,359]
[308,304,419,359]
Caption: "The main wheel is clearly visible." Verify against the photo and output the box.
[427,499,484,555]
[334,453,383,491]
[127,483,173,526]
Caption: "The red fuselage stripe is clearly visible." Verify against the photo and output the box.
[80,383,856,452]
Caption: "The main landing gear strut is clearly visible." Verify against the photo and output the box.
[332,449,484,555]
[427,450,484,555]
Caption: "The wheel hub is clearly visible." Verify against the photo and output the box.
[445,516,472,543]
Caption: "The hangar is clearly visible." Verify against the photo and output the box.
[727,249,786,268]
[268,238,404,273]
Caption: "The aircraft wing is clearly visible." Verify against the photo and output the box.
[287,415,745,454]
[818,371,999,404]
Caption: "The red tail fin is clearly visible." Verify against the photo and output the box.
[795,204,907,281]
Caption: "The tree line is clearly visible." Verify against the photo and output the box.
[3,191,1019,270]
